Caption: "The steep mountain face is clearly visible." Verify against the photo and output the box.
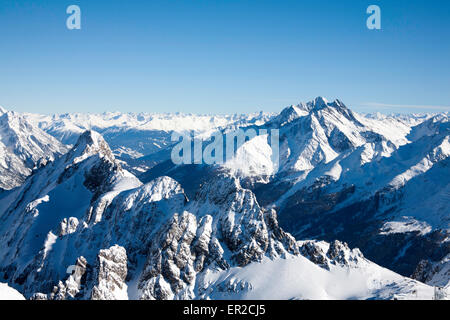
[215,98,449,281]
[275,116,449,278]
[0,131,435,300]
[0,109,68,190]
[412,254,450,289]
[231,97,412,180]
[0,130,142,295]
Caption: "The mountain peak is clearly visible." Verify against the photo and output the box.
[312,96,329,108]
[279,104,303,119]
[305,96,335,111]
[271,97,347,127]
[0,106,6,114]
[303,97,353,116]
[69,130,115,164]
[76,130,105,147]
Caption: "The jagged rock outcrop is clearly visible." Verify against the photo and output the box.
[194,174,299,266]
[91,245,128,300]
[33,245,128,300]
[411,254,450,288]
[50,257,89,300]
[299,240,366,270]
[137,174,300,300]
[327,240,364,267]
[31,256,89,300]
[299,241,329,270]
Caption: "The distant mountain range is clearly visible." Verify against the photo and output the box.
[0,98,448,300]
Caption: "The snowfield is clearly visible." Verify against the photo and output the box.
[201,255,434,300]
[0,283,25,300]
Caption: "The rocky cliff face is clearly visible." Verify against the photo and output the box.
[411,254,450,289]
[136,174,300,300]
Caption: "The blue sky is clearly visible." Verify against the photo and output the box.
[0,0,449,114]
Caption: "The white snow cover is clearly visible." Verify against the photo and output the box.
[0,283,25,300]
[24,111,273,143]
[0,109,68,189]
[0,130,142,281]
[219,97,420,185]
[218,99,449,234]
[380,217,432,236]
[201,255,434,300]
[224,134,275,178]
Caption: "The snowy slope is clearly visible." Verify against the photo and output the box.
[0,283,25,300]
[118,98,448,283]
[0,108,68,190]
[202,254,433,300]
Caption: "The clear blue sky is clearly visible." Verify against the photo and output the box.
[1,0,449,114]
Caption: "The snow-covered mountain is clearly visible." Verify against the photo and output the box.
[0,108,69,190]
[226,97,413,178]
[0,129,439,300]
[25,111,273,142]
[203,239,434,300]
[139,97,449,284]
[0,130,141,295]
[0,98,448,300]
[210,98,449,281]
